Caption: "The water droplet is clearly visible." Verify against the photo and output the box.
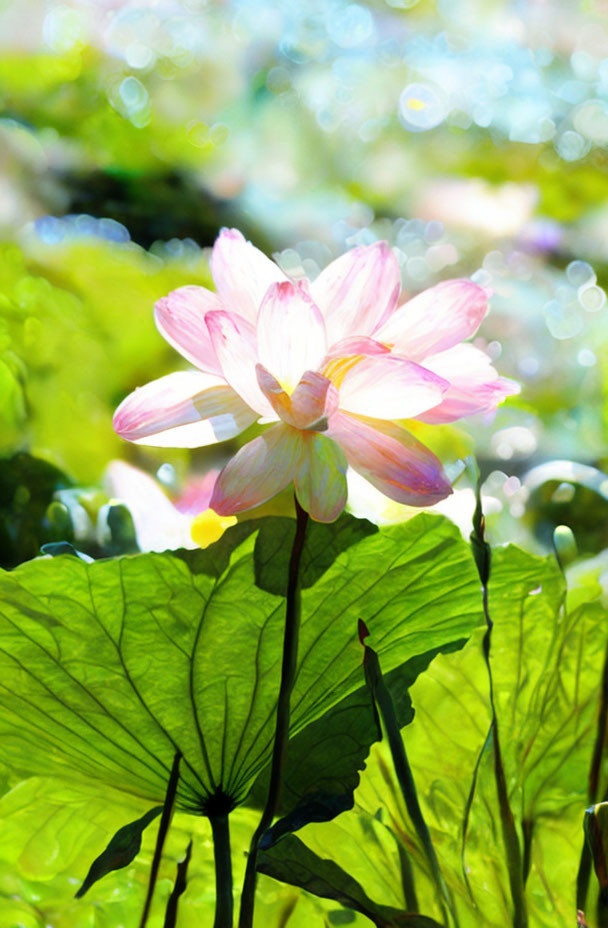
[551,482,576,503]
[43,5,84,52]
[554,129,590,162]
[266,66,291,94]
[405,256,429,281]
[327,4,374,49]
[566,260,595,287]
[399,83,447,132]
[519,357,540,377]
[573,99,608,144]
[578,348,597,367]
[125,41,154,70]
[210,123,229,145]
[579,284,606,312]
[119,76,148,111]
[157,463,176,487]
[543,299,583,339]
[424,220,444,243]
[570,50,596,80]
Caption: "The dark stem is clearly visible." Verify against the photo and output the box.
[589,641,608,802]
[164,839,193,928]
[139,751,182,928]
[600,887,608,928]
[577,640,608,910]
[238,497,309,928]
[481,586,528,928]
[211,815,233,928]
[361,632,455,927]
[521,818,533,887]
[396,841,419,913]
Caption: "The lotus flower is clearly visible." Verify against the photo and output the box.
[114,229,518,522]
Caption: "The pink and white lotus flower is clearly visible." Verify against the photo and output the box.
[114,229,518,522]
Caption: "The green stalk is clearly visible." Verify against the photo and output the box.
[577,639,608,911]
[470,471,528,928]
[396,840,419,913]
[164,839,193,928]
[359,621,456,928]
[238,498,309,928]
[211,816,233,928]
[139,751,182,928]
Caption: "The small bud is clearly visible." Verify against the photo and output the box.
[44,500,74,543]
[358,618,370,646]
[553,524,577,569]
[584,802,608,890]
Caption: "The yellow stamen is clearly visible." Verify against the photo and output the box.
[323,354,364,388]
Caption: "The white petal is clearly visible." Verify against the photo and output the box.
[210,228,287,323]
[416,344,520,423]
[113,371,257,448]
[328,412,452,507]
[154,286,223,375]
[311,242,401,345]
[374,279,488,361]
[206,310,276,418]
[257,280,327,392]
[210,425,303,515]
[294,433,347,522]
[328,354,449,419]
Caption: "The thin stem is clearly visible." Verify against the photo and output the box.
[481,586,528,928]
[396,841,419,913]
[469,467,527,928]
[577,639,608,911]
[360,627,455,927]
[385,722,452,925]
[238,497,309,928]
[211,816,233,928]
[164,839,193,928]
[139,751,182,928]
[521,818,533,887]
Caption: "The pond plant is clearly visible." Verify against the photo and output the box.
[0,230,607,928]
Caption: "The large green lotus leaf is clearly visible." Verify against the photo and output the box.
[0,775,349,927]
[0,513,480,814]
[486,547,606,818]
[276,544,606,928]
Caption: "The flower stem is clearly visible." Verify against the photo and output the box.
[163,838,193,928]
[470,466,528,928]
[360,623,455,927]
[211,815,233,928]
[481,588,527,928]
[238,497,309,928]
[139,751,182,928]
[577,639,608,911]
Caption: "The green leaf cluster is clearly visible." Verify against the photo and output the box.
[0,512,605,927]
[274,543,607,927]
[0,513,480,924]
[0,239,213,480]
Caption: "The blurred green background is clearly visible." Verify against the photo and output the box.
[1,0,607,564]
